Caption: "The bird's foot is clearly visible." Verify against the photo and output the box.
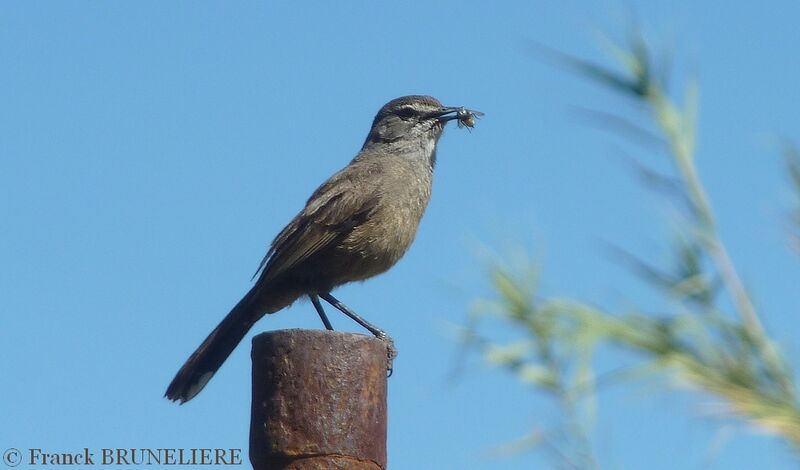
[376,332,397,376]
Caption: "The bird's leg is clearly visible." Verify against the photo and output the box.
[309,294,334,330]
[319,292,398,365]
[319,292,386,337]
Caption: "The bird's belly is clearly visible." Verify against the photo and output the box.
[340,217,417,278]
[334,192,427,283]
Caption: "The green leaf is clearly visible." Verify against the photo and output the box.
[518,364,558,389]
[485,341,531,367]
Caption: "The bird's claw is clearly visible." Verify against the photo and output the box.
[376,332,397,376]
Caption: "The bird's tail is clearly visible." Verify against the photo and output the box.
[164,289,262,404]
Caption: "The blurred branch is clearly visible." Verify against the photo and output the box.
[465,267,600,470]
[467,28,800,467]
[785,143,800,252]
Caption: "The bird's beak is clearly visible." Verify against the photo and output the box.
[431,107,463,122]
[431,106,484,129]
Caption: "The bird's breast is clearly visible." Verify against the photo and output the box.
[339,160,433,281]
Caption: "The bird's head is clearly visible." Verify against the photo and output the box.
[362,95,480,151]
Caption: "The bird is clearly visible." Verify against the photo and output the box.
[165,95,481,403]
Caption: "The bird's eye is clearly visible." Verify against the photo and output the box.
[394,107,416,118]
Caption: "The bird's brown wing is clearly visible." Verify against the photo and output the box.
[253,164,382,284]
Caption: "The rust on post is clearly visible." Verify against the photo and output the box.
[250,329,388,470]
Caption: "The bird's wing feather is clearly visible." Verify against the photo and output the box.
[252,163,382,283]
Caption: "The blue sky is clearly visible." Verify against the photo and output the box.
[2,1,799,469]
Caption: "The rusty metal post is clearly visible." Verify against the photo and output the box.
[250,329,388,470]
